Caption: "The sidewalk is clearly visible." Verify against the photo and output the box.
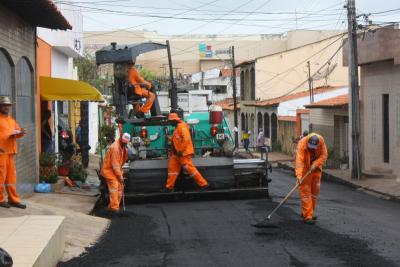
[276,160,400,201]
[0,154,110,264]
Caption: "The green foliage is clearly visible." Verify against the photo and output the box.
[139,68,156,81]
[69,162,87,183]
[39,153,57,166]
[40,171,58,184]
[73,51,112,95]
[272,140,282,152]
[340,154,349,164]
[99,125,115,150]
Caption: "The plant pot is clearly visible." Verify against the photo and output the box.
[58,166,70,176]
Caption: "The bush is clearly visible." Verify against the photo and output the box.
[99,125,115,150]
[39,166,58,183]
[272,140,282,152]
[69,162,87,183]
[39,153,57,167]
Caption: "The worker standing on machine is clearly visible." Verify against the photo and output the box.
[165,112,209,191]
[295,133,327,225]
[127,60,155,118]
[101,133,130,213]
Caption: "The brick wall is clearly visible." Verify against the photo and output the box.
[0,4,38,196]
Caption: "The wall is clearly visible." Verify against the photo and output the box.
[0,3,37,195]
[361,60,400,174]
[309,107,348,150]
[255,35,348,100]
[278,120,296,154]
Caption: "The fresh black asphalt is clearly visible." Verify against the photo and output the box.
[60,169,400,267]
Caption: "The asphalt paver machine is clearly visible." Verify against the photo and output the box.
[95,41,271,200]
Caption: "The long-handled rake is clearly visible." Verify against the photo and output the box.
[252,170,311,228]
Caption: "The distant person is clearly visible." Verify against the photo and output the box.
[295,133,327,225]
[241,130,250,152]
[256,128,265,152]
[0,96,26,209]
[76,120,82,149]
[101,133,130,213]
[127,60,155,118]
[41,109,53,153]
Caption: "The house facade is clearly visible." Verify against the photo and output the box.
[344,26,400,175]
[0,0,70,195]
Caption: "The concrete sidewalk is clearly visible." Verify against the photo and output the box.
[0,154,109,265]
[276,160,400,201]
[0,192,110,263]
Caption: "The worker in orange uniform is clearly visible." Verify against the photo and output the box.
[295,133,327,225]
[101,132,130,213]
[127,61,155,118]
[165,112,209,191]
[0,96,26,209]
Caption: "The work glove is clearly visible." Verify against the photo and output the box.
[296,177,303,185]
[310,164,318,172]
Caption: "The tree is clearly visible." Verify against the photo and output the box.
[73,51,112,95]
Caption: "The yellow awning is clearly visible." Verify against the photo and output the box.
[40,76,104,102]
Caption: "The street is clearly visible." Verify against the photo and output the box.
[60,168,400,267]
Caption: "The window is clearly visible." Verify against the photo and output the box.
[240,71,244,99]
[271,113,278,144]
[241,113,246,131]
[214,85,227,94]
[16,57,34,125]
[264,113,270,138]
[257,112,262,133]
[383,94,389,163]
[250,68,255,100]
[0,49,13,99]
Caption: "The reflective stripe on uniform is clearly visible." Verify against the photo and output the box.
[189,171,197,177]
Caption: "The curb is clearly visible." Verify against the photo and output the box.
[276,162,399,202]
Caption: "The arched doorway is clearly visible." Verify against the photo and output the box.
[271,113,278,145]
[257,112,262,133]
[245,113,249,131]
[16,57,34,125]
[264,113,270,138]
[241,113,246,131]
[0,48,14,100]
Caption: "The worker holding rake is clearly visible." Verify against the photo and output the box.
[295,133,327,225]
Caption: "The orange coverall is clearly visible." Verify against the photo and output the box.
[165,120,209,190]
[0,114,25,204]
[101,140,128,211]
[128,67,155,114]
[295,133,327,220]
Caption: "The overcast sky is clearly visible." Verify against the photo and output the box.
[62,0,400,35]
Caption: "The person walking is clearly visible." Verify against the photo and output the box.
[100,132,130,213]
[295,133,327,224]
[256,128,265,152]
[241,131,250,152]
[127,60,155,118]
[164,112,209,191]
[0,96,26,209]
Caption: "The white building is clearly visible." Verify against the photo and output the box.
[191,68,240,102]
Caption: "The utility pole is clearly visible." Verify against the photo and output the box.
[347,0,362,179]
[307,61,314,103]
[230,46,239,148]
[166,40,178,110]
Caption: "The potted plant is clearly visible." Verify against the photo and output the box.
[69,161,87,183]
[39,152,58,184]
[57,154,70,176]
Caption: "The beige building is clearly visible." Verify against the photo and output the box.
[84,30,343,76]
[343,26,400,177]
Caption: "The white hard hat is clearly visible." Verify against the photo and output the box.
[121,132,131,144]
